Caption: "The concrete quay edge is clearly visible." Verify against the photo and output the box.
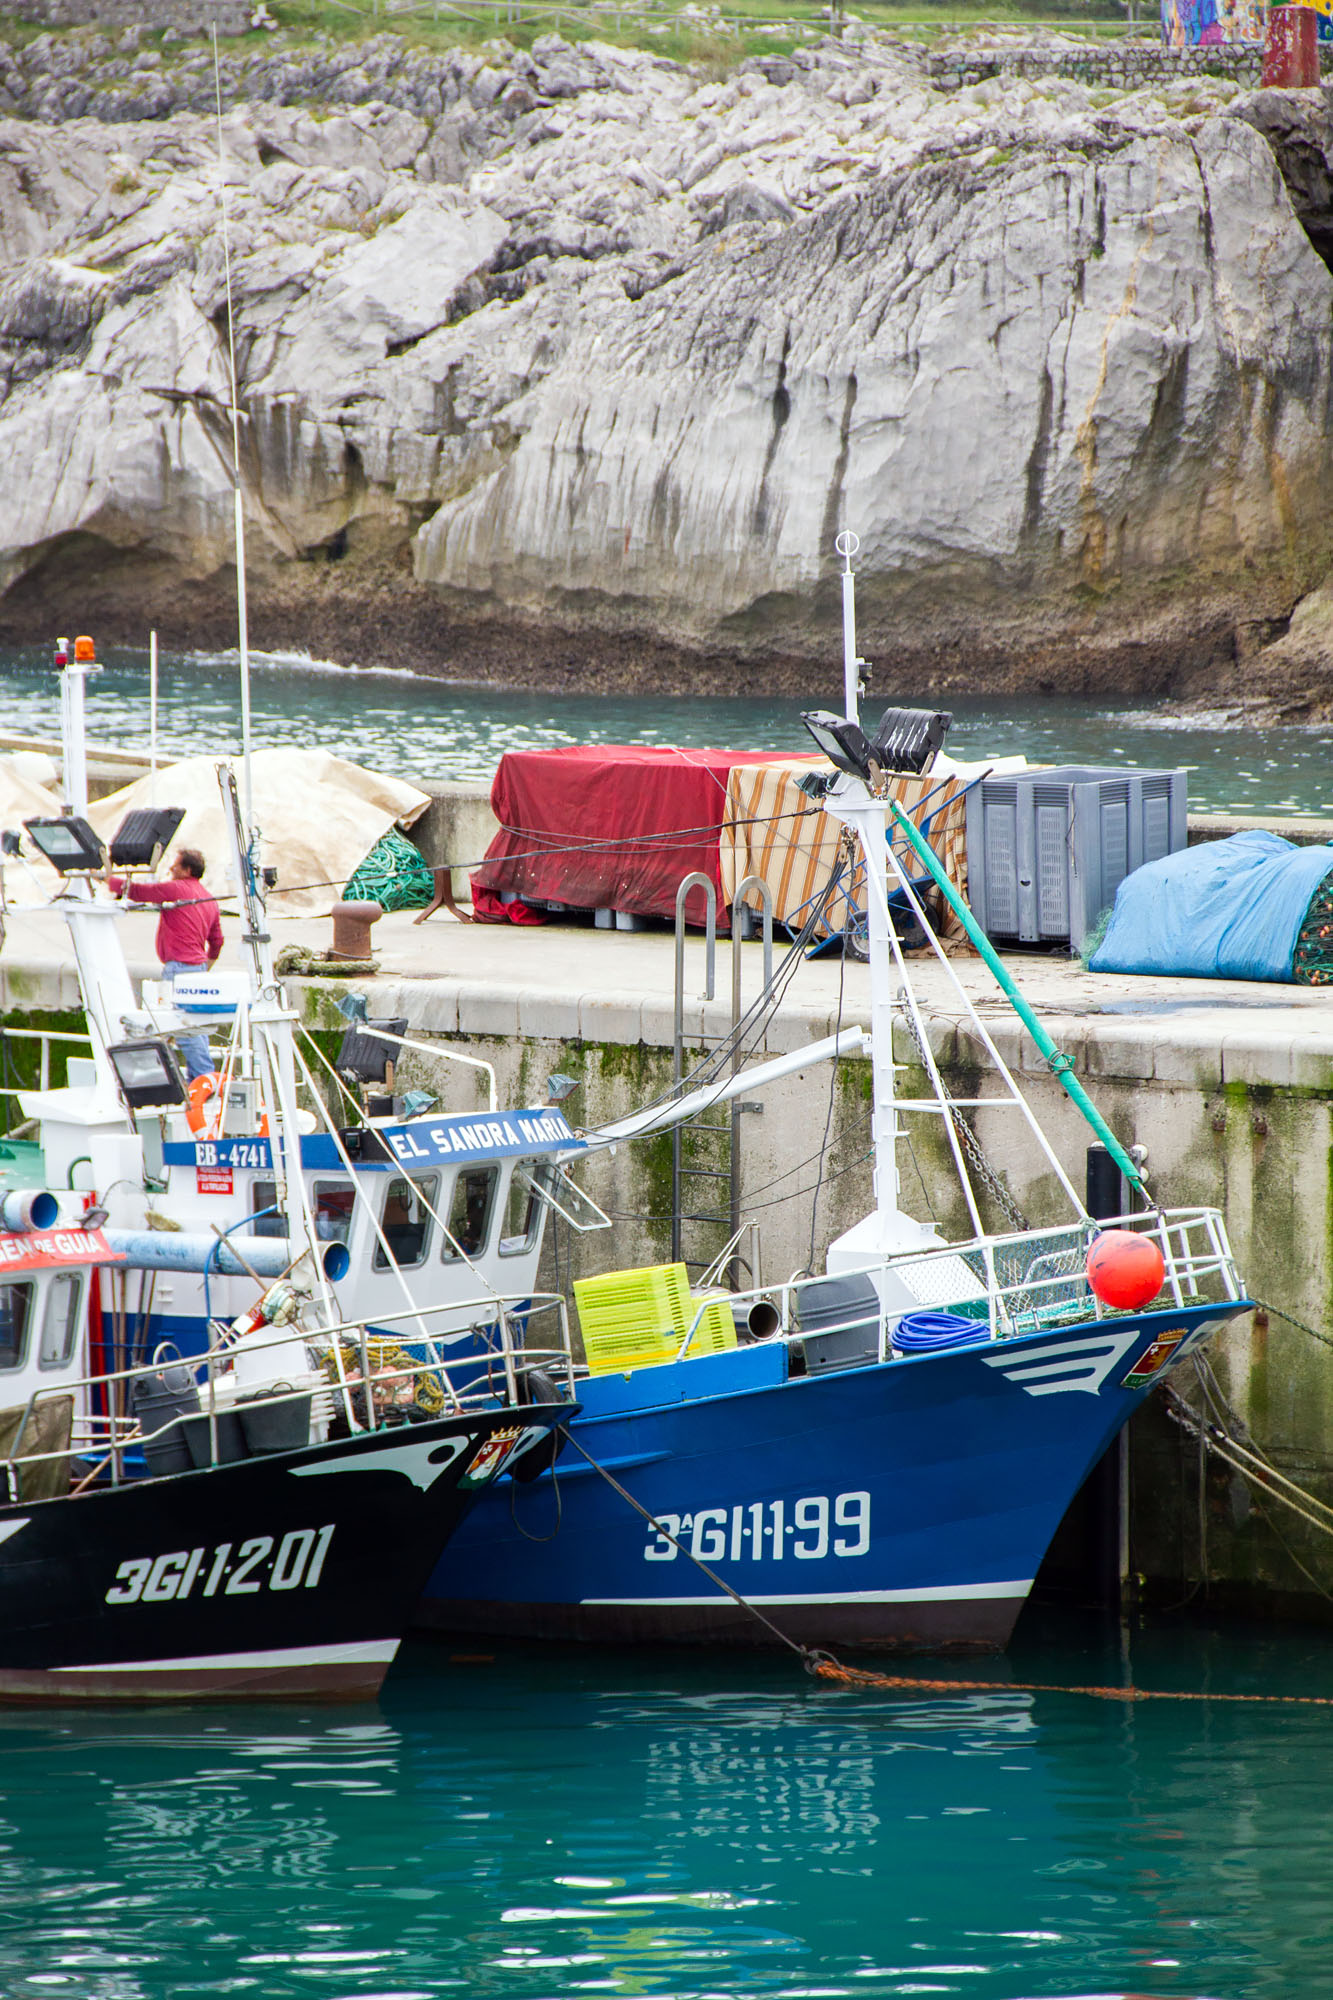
[3,905,1332,1097]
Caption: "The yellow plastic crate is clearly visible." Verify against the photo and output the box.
[574,1263,737,1376]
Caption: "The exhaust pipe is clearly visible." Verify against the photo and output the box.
[1,1190,59,1233]
[103,1231,350,1282]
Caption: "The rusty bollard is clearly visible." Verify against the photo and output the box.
[330,900,383,960]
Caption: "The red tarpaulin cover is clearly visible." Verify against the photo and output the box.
[473,746,787,929]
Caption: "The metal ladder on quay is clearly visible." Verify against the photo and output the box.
[670,871,773,1290]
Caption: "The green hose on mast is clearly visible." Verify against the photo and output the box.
[887,799,1151,1204]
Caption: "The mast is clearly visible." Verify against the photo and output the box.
[212,28,254,832]
[836,530,862,728]
[820,548,932,1256]
[56,635,95,822]
[217,763,337,1328]
[148,629,158,807]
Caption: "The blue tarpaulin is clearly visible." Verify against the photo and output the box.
[1090,831,1333,983]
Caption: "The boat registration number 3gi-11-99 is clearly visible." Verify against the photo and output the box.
[645,1493,870,1563]
[105,1526,336,1605]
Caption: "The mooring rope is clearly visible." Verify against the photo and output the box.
[802,1656,1333,1703]
[554,1428,1333,1708]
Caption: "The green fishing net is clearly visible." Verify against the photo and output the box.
[343,828,435,912]
[1292,867,1333,985]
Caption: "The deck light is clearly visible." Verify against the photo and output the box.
[801,708,953,784]
[108,806,186,871]
[869,707,952,777]
[73,636,96,662]
[23,815,105,874]
[799,711,879,781]
[107,1038,187,1111]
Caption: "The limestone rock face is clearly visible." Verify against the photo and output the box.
[1,41,1332,696]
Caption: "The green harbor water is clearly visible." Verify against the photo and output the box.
[1,1611,1330,2000]
[2,645,1332,816]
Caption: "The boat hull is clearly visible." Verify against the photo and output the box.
[420,1303,1242,1653]
[0,1404,560,1702]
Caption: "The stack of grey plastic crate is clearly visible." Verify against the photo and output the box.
[965,766,1187,953]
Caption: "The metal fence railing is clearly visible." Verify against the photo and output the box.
[309,0,1152,38]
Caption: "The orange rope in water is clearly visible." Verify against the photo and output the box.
[805,1654,1333,1705]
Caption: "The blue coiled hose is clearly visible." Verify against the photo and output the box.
[892,1310,990,1354]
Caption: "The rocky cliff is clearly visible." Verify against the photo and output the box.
[2,29,1333,709]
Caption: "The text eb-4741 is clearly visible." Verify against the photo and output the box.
[104,1525,335,1605]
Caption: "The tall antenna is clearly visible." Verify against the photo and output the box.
[836,529,862,725]
[148,627,158,806]
[212,25,254,835]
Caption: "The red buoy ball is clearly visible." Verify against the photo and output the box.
[1086,1230,1166,1310]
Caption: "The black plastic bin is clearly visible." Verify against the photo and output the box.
[130,1364,200,1477]
[795,1276,883,1373]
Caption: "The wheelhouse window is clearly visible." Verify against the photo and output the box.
[252,1181,354,1244]
[39,1273,82,1370]
[0,1283,33,1371]
[251,1180,284,1239]
[373,1175,439,1271]
[314,1183,355,1243]
[441,1165,498,1262]
[499,1160,552,1258]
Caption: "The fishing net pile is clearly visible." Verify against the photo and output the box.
[343,827,435,911]
[319,1336,447,1425]
[1291,869,1333,984]
[1091,831,1333,985]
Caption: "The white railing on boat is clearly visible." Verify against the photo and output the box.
[0,1291,577,1497]
[674,1205,1245,1364]
[0,1026,94,1099]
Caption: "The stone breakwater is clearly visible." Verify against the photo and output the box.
[3,28,1333,710]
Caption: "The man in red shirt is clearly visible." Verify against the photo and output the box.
[110,847,224,1081]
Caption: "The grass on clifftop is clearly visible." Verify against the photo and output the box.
[0,0,1139,68]
[270,0,1138,59]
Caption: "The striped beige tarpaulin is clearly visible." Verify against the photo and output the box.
[719,760,971,944]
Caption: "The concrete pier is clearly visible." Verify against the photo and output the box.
[4,876,1333,1621]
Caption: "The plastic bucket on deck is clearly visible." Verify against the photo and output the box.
[237,1384,311,1455]
[181,1408,249,1468]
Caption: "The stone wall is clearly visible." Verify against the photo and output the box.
[6,0,258,33]
[926,38,1333,90]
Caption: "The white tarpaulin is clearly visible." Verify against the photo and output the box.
[87,750,432,919]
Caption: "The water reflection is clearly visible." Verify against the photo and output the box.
[0,1618,1326,1998]
[2,643,1331,815]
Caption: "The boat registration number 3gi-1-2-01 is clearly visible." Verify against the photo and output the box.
[105,1526,336,1605]
[645,1494,870,1563]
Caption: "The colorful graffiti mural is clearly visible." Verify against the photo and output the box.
[1161,0,1262,43]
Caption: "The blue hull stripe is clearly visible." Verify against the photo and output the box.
[581,1581,1031,1606]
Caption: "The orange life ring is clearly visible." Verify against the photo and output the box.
[186,1073,222,1137]
[186,1076,270,1141]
